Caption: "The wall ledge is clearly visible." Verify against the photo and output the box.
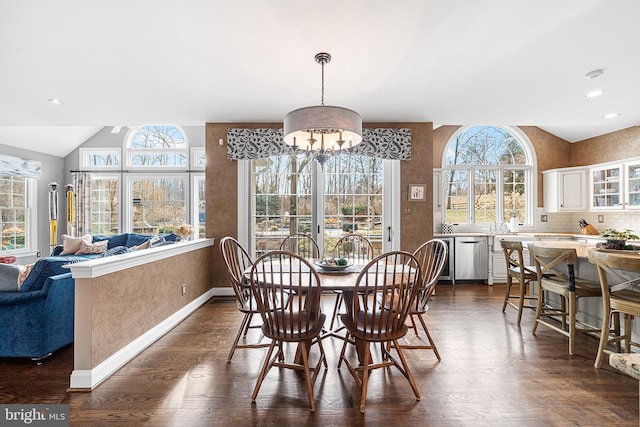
[66,238,214,279]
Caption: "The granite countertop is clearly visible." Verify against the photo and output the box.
[524,240,596,258]
[609,353,640,381]
[433,232,601,239]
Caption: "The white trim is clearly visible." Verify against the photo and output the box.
[191,147,206,170]
[237,160,250,250]
[66,238,214,278]
[69,288,214,390]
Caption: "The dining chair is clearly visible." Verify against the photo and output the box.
[338,251,422,413]
[328,234,376,330]
[389,239,448,360]
[529,245,602,355]
[249,250,326,412]
[588,250,640,368]
[500,240,539,325]
[279,233,321,259]
[219,236,271,362]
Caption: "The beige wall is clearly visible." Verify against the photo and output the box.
[571,126,640,166]
[206,122,434,288]
[77,246,213,368]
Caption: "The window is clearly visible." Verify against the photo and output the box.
[0,175,32,252]
[80,125,203,237]
[90,174,120,235]
[249,153,387,257]
[80,148,120,170]
[126,176,187,234]
[127,125,187,168]
[443,126,535,227]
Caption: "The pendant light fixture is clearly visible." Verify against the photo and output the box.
[283,52,363,166]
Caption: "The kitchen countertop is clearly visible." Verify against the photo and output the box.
[433,232,602,239]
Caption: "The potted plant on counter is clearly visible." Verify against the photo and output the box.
[600,228,640,250]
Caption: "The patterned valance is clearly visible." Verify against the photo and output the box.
[0,153,41,177]
[226,128,411,160]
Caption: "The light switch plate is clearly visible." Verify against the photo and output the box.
[598,215,604,223]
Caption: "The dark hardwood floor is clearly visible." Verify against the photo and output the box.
[1,284,638,426]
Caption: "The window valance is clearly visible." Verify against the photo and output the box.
[0,153,41,177]
[226,128,411,160]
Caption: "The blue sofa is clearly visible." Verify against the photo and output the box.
[0,232,178,359]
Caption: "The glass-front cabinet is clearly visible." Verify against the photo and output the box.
[626,162,640,208]
[590,160,640,210]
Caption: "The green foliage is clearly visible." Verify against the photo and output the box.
[600,228,640,241]
[341,205,368,215]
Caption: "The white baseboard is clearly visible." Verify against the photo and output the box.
[211,287,234,297]
[69,288,215,390]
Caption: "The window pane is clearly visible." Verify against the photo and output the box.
[91,177,119,235]
[130,178,186,234]
[503,169,526,223]
[323,154,384,255]
[445,126,527,166]
[445,170,469,224]
[0,175,27,251]
[130,153,187,167]
[130,125,186,149]
[251,155,313,256]
[474,169,497,224]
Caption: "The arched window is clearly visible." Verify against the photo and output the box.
[443,126,536,227]
[126,125,188,168]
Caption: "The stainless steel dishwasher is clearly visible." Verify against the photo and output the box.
[454,236,488,282]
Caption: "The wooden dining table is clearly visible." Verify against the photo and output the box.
[247,258,388,364]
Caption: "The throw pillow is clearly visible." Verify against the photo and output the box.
[17,263,34,287]
[75,240,108,255]
[60,233,92,255]
[0,263,21,292]
[133,239,151,251]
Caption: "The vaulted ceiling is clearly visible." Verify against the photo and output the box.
[1,0,638,157]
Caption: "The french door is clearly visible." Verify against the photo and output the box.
[243,153,397,258]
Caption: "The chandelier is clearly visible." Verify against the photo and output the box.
[283,52,363,167]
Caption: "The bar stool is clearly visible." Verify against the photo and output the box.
[500,240,539,325]
[529,245,601,355]
[588,250,640,368]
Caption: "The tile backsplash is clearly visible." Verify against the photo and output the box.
[433,208,640,234]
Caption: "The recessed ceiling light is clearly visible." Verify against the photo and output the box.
[48,98,63,105]
[586,90,604,98]
[585,69,604,79]
[603,113,620,119]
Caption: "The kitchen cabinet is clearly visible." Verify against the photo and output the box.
[590,160,640,210]
[543,167,587,212]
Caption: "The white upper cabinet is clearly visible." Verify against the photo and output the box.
[543,168,587,212]
[591,159,640,210]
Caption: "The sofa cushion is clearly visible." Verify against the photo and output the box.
[104,233,128,249]
[60,233,92,255]
[20,256,88,292]
[126,233,151,248]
